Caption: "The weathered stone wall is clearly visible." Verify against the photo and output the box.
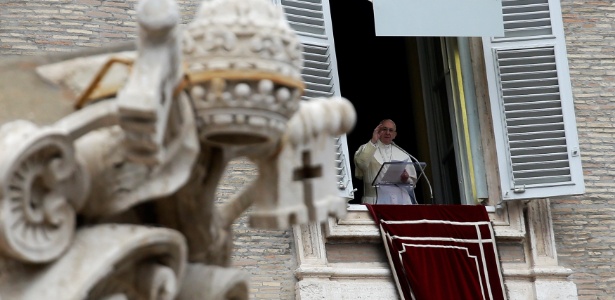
[554,1,615,299]
[0,1,298,299]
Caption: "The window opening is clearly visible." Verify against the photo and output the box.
[330,0,464,205]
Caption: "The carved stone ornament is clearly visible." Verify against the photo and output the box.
[0,121,88,263]
[0,0,356,299]
[183,0,304,147]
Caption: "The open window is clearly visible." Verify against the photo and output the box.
[277,0,584,205]
[328,1,474,205]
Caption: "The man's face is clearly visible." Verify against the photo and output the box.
[379,120,397,145]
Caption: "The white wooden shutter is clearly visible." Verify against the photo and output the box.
[483,0,584,200]
[276,0,355,199]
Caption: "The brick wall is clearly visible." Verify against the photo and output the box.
[554,1,615,299]
[0,1,298,299]
[220,160,297,299]
[0,0,200,54]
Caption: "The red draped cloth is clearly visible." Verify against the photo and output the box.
[367,204,506,300]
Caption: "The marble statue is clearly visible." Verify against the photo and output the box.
[0,0,356,298]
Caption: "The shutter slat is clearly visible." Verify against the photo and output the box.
[303,68,331,78]
[303,89,333,99]
[504,19,551,29]
[283,6,322,18]
[286,14,325,26]
[305,82,333,91]
[503,92,560,102]
[508,129,566,139]
[303,55,329,63]
[502,85,560,96]
[282,0,322,11]
[503,3,549,13]
[510,152,568,162]
[505,107,563,116]
[510,144,567,156]
[500,60,556,68]
[287,17,323,28]
[502,84,559,91]
[303,44,328,55]
[500,63,557,73]
[507,116,563,126]
[501,69,557,81]
[507,123,564,134]
[509,137,567,148]
[505,100,562,108]
[499,54,556,65]
[303,62,330,69]
[512,159,569,169]
[287,22,326,35]
[502,78,559,89]
[302,74,332,85]
[504,11,549,20]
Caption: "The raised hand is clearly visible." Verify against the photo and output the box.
[371,123,382,144]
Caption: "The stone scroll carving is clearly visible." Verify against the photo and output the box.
[0,121,89,263]
[0,0,356,299]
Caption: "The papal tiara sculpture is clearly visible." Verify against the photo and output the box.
[183,0,305,146]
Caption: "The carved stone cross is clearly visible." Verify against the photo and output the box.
[293,150,323,205]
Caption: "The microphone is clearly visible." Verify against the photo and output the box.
[392,142,434,202]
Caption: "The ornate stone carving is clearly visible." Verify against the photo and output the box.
[117,0,184,166]
[0,225,186,300]
[75,96,199,218]
[183,0,304,147]
[0,120,88,263]
[0,0,356,298]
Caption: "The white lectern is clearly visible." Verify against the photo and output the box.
[372,161,416,205]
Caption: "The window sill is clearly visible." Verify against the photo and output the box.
[326,203,525,240]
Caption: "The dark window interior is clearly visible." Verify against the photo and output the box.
[330,0,421,204]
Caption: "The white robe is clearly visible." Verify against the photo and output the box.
[354,140,417,204]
